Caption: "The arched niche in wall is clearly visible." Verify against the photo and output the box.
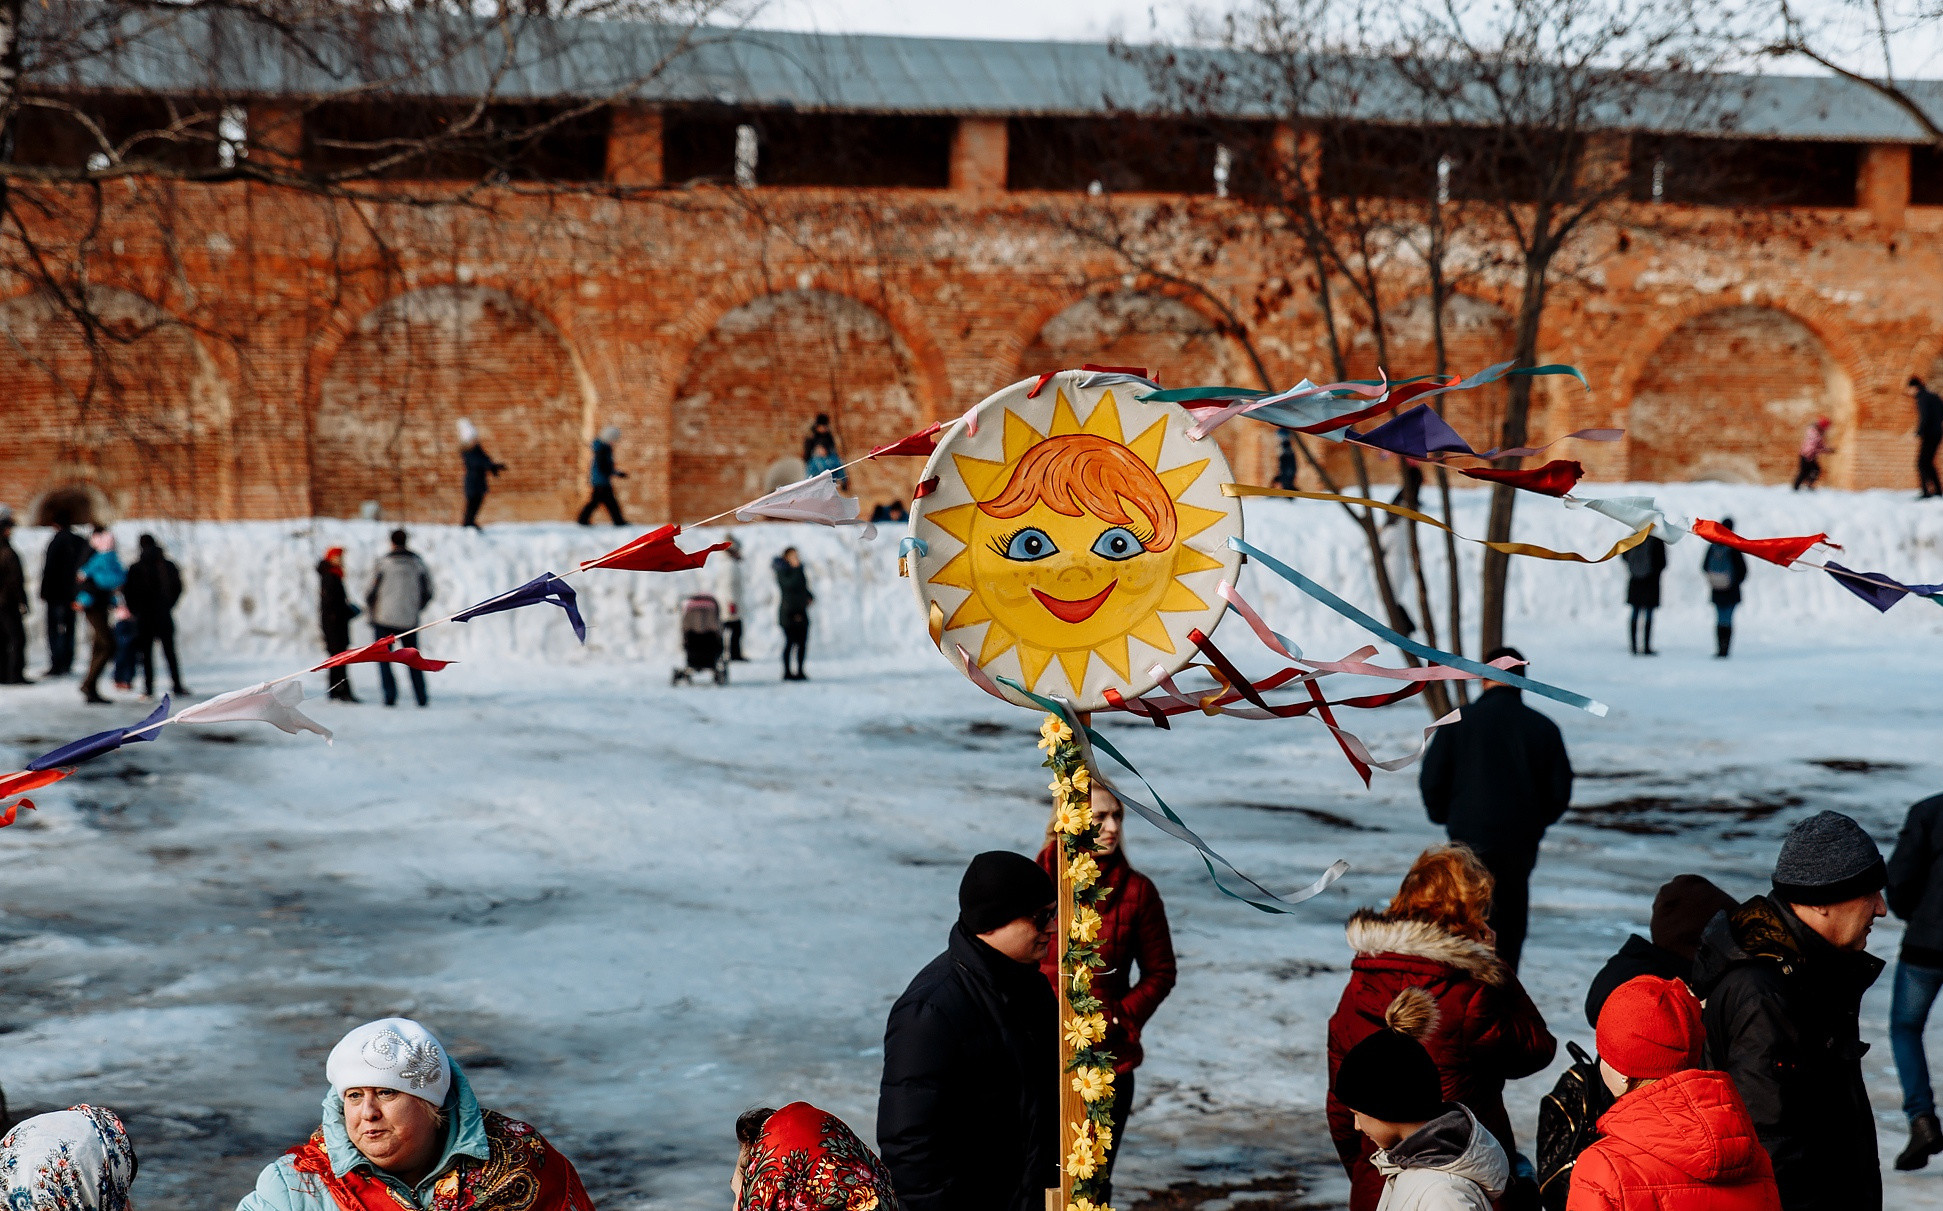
[314,286,587,522]
[669,289,927,523]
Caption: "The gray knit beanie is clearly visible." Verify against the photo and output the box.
[1772,811,1886,906]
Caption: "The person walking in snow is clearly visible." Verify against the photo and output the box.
[1275,431,1298,490]
[732,1103,899,1210]
[1327,845,1555,1211]
[717,535,746,661]
[458,418,506,530]
[773,547,812,681]
[1419,647,1572,971]
[576,426,628,526]
[1912,377,1942,500]
[1791,417,1831,491]
[123,533,189,698]
[0,510,27,685]
[1333,987,1510,1211]
[1566,975,1780,1210]
[1036,785,1176,1206]
[1703,518,1749,659]
[38,513,86,677]
[1885,791,1943,1171]
[1692,811,1886,1211]
[1583,874,1738,1030]
[366,529,434,707]
[317,546,360,702]
[1622,535,1666,656]
[878,851,1058,1211]
[236,1018,595,1211]
[76,528,125,704]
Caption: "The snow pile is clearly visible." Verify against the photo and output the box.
[7,484,1941,675]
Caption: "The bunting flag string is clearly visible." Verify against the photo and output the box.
[1352,402,1620,464]
[173,680,334,741]
[581,524,731,573]
[451,573,585,643]
[27,698,171,772]
[1225,485,1654,565]
[735,471,877,536]
[1688,519,1832,568]
[313,637,455,673]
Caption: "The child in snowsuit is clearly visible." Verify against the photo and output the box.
[1333,986,1510,1210]
[1792,418,1831,490]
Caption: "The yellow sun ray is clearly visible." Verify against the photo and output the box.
[1129,614,1176,654]
[1096,634,1133,681]
[925,502,978,545]
[979,619,1020,666]
[1081,390,1126,443]
[1050,390,1085,438]
[1057,649,1093,692]
[1158,580,1209,613]
[1127,416,1167,468]
[1018,642,1056,688]
[1173,545,1222,577]
[930,549,974,590]
[945,592,991,631]
[1174,501,1227,544]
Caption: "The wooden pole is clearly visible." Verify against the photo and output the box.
[1055,791,1080,1211]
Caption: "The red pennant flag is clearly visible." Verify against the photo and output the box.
[0,768,66,827]
[313,638,452,672]
[582,524,730,573]
[869,422,945,459]
[1691,518,1831,567]
[0,799,34,827]
[1460,459,1584,497]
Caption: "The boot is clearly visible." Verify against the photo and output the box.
[1640,616,1657,655]
[1897,1112,1943,1170]
[1715,625,1731,658]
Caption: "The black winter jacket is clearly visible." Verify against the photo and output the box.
[462,445,505,496]
[318,561,357,650]
[1887,793,1943,966]
[1420,686,1572,860]
[1583,933,1691,1029]
[0,538,24,611]
[1623,536,1667,608]
[122,551,182,621]
[39,528,86,605]
[1692,896,1883,1211]
[773,558,813,620]
[878,923,1058,1211]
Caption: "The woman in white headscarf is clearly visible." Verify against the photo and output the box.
[0,1103,138,1210]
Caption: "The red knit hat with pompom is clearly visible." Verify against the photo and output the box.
[1596,974,1703,1080]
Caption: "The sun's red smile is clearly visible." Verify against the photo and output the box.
[1032,582,1117,624]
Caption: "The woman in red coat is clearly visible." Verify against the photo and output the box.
[1326,844,1557,1211]
[1039,785,1177,1203]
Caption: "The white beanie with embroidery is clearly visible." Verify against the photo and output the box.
[326,1018,452,1107]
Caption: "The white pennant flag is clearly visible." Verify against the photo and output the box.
[735,471,876,538]
[1565,495,1690,543]
[173,679,333,743]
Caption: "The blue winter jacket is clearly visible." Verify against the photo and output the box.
[235,1063,491,1211]
[589,440,616,487]
[75,550,125,610]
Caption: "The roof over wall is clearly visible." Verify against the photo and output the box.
[22,6,1943,143]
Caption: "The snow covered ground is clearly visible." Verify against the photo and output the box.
[3,487,1943,1208]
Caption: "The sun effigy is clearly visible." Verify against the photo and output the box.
[910,372,1244,712]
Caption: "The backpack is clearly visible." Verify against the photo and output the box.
[1536,1040,1614,1211]
[1622,544,1654,579]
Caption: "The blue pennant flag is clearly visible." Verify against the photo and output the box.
[29,697,171,771]
[452,574,586,643]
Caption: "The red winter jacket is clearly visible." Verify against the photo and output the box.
[1326,910,1557,1211]
[1567,1069,1780,1211]
[1037,843,1176,1074]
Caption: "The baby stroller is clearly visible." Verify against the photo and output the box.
[674,594,729,685]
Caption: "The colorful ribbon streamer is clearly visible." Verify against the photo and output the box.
[1225,486,1652,564]
[28,698,171,771]
[1353,403,1619,464]
[451,573,586,643]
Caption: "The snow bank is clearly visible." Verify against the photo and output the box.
[9,484,1941,674]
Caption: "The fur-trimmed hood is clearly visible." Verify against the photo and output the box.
[1346,910,1508,986]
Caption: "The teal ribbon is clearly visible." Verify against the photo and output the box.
[997,676,1350,916]
[1231,537,1609,718]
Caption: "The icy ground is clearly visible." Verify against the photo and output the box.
[3,489,1943,1208]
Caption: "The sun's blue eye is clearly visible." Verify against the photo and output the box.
[1003,528,1058,561]
[1091,527,1144,561]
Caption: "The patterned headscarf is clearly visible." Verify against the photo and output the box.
[0,1105,137,1211]
[737,1103,898,1211]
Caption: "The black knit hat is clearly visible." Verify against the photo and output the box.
[959,851,1055,935]
[1651,875,1739,961]
[1333,989,1445,1124]
[1772,811,1886,907]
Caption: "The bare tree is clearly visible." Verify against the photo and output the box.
[1766,0,1943,144]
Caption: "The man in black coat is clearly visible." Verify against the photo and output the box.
[1419,645,1573,970]
[38,517,87,676]
[1886,792,1943,1170]
[1692,811,1886,1211]
[122,534,188,698]
[879,851,1058,1211]
[317,546,360,702]
[1913,377,1943,499]
[0,511,27,684]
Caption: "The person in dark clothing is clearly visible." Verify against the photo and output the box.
[1419,646,1573,971]
[1912,377,1943,499]
[1703,517,1750,658]
[317,546,360,702]
[577,426,627,525]
[75,529,125,704]
[1886,792,1943,1170]
[879,851,1058,1211]
[39,519,86,676]
[122,534,188,698]
[0,511,28,684]
[803,413,847,487]
[1692,811,1887,1211]
[773,547,812,681]
[458,419,506,529]
[1274,432,1298,490]
[1583,874,1738,1028]
[1622,535,1666,655]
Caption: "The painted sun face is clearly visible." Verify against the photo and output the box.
[912,375,1244,711]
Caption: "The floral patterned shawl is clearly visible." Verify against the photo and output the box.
[0,1105,137,1211]
[737,1103,898,1211]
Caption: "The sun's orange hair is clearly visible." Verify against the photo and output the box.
[1387,844,1496,943]
[979,434,1177,551]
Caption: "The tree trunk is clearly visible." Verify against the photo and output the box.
[1478,250,1552,654]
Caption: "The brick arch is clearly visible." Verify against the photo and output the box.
[313,284,591,522]
[0,286,232,520]
[1623,300,1856,486]
[667,285,937,523]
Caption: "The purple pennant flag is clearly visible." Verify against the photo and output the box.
[452,573,586,643]
[1825,561,1943,613]
[28,696,171,771]
[1353,405,1477,459]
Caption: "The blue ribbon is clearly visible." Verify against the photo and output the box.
[1232,537,1608,717]
[898,536,928,560]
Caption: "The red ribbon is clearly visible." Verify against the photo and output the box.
[1459,459,1584,497]
[1081,363,1152,379]
[912,476,940,499]
[1691,519,1831,567]
[869,422,944,459]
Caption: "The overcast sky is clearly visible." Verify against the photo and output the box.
[752,0,1943,80]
